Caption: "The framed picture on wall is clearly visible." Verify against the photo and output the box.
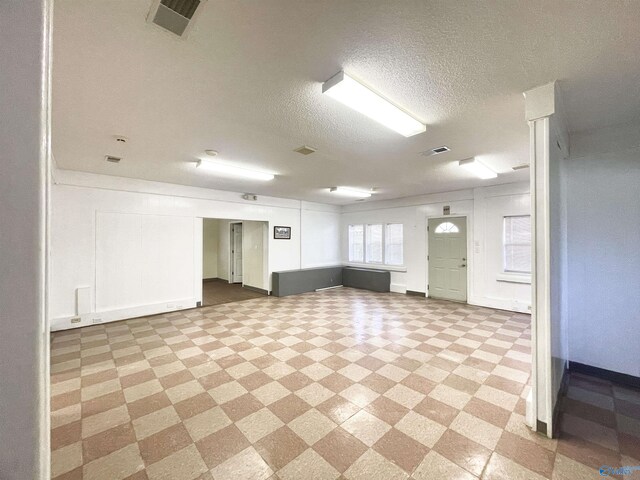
[274,226,291,239]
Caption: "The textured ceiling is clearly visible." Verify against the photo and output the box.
[52,0,640,204]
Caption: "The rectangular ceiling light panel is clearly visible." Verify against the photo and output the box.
[322,71,426,137]
[329,187,372,198]
[458,157,497,179]
[196,159,274,181]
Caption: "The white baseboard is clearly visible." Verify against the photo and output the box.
[467,295,531,314]
[390,283,407,294]
[51,297,198,331]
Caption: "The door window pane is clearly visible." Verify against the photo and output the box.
[435,221,459,233]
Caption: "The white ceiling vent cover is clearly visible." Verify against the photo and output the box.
[147,0,206,38]
[293,145,317,155]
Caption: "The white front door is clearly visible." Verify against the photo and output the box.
[232,223,243,283]
[428,217,467,302]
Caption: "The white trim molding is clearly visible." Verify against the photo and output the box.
[496,273,532,284]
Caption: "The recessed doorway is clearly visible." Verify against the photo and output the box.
[428,216,468,302]
[201,218,268,307]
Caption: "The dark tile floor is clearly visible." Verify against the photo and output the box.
[202,279,265,307]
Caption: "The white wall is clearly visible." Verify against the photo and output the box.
[50,170,341,330]
[95,212,198,310]
[203,218,219,279]
[50,168,530,334]
[301,205,342,268]
[341,183,531,312]
[564,122,640,377]
[0,0,51,478]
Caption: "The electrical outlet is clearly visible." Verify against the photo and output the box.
[70,317,81,324]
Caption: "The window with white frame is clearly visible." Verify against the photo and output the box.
[348,224,364,263]
[348,223,403,266]
[385,223,404,265]
[365,224,383,263]
[503,215,531,273]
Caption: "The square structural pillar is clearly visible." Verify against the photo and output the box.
[0,0,52,478]
[524,81,569,438]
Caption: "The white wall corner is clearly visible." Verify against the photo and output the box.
[524,82,557,122]
[524,81,570,157]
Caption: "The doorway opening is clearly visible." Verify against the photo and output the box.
[202,218,269,307]
[230,222,243,283]
[427,216,468,302]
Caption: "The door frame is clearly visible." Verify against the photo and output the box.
[229,221,244,285]
[425,215,473,302]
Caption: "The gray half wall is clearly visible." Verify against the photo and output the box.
[272,267,343,297]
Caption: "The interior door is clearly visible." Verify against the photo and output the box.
[232,223,243,283]
[428,217,467,302]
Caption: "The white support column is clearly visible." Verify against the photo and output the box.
[0,1,52,478]
[524,82,569,438]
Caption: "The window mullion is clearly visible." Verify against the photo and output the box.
[363,224,367,263]
[382,224,386,265]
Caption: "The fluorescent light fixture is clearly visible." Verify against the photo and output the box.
[458,157,497,179]
[322,71,426,137]
[329,186,372,198]
[196,159,274,181]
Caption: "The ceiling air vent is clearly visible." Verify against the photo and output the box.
[293,145,317,155]
[421,146,450,156]
[147,0,205,37]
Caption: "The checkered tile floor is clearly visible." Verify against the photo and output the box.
[50,288,639,479]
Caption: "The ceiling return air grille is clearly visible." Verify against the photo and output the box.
[147,0,205,37]
[421,145,450,156]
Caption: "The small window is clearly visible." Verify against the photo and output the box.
[504,215,531,273]
[348,224,364,263]
[435,221,459,233]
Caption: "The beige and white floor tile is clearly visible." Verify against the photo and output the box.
[341,410,392,447]
[344,449,408,480]
[145,444,208,480]
[184,405,232,442]
[51,289,636,480]
[236,408,284,443]
[278,448,340,480]
[288,408,337,445]
[412,451,477,480]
